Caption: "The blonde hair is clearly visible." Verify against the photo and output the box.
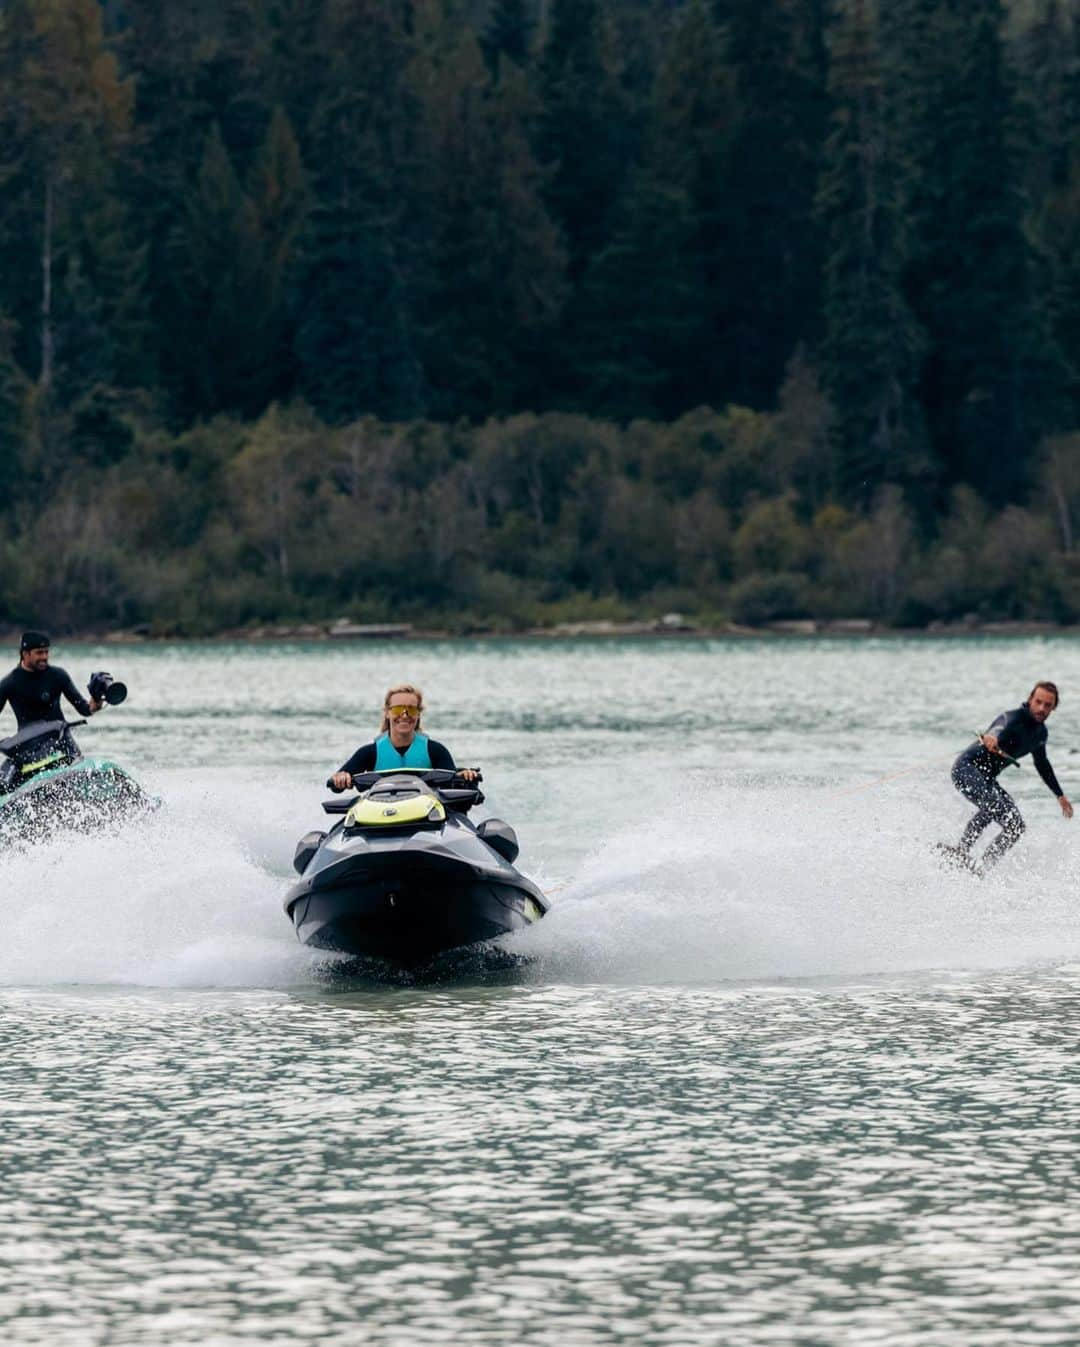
[380,683,424,733]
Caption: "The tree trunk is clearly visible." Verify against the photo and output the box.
[1051,477,1073,553]
[40,178,55,392]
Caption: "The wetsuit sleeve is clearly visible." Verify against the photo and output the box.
[1032,745,1064,798]
[427,739,456,770]
[58,670,92,718]
[338,742,377,776]
[960,710,1009,771]
[984,711,1009,736]
[987,709,1033,761]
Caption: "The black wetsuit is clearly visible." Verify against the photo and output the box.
[336,737,456,781]
[951,705,1063,868]
[0,665,93,729]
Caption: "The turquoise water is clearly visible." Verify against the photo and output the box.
[2,638,1079,1344]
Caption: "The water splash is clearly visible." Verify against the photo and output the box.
[514,782,1080,983]
[3,768,1077,989]
[0,769,310,988]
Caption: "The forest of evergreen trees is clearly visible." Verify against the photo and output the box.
[2,0,1080,634]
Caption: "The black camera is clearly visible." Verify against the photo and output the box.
[88,671,128,706]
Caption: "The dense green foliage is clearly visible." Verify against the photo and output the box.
[1,0,1079,632]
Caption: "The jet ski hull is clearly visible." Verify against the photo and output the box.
[285,805,548,966]
[0,758,153,844]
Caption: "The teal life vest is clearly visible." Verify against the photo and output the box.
[374,732,432,770]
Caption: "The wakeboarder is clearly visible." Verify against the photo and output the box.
[939,681,1072,875]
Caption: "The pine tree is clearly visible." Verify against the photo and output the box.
[293,0,427,421]
[0,0,136,394]
[1030,6,1080,415]
[1013,0,1073,201]
[482,0,534,72]
[408,9,567,416]
[579,0,733,418]
[710,0,829,407]
[243,106,310,408]
[114,0,227,414]
[167,123,260,416]
[1037,139,1080,411]
[0,313,31,495]
[264,0,328,143]
[818,0,926,503]
[536,0,631,287]
[902,0,1068,501]
[164,103,308,419]
[0,0,148,480]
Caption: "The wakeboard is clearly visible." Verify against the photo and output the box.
[934,842,982,877]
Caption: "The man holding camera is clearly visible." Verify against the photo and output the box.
[0,631,103,728]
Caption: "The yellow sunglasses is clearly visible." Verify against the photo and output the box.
[388,705,420,719]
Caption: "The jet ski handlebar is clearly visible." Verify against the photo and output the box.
[321,767,485,815]
[324,768,483,791]
[0,718,86,756]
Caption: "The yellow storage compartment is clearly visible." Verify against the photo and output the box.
[346,794,446,828]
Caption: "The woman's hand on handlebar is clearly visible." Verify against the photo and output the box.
[455,768,480,783]
[329,771,353,791]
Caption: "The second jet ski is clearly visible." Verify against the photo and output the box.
[284,769,548,967]
[0,674,152,843]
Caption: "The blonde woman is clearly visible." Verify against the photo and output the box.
[330,683,476,790]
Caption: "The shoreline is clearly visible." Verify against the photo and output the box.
[4,617,1076,645]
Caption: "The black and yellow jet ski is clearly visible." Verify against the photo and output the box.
[284,769,548,966]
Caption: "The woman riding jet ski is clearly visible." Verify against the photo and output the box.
[285,683,547,965]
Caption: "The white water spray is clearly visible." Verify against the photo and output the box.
[0,770,311,988]
[515,782,1080,983]
[2,766,1077,988]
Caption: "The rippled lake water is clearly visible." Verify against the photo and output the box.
[2,636,1079,1345]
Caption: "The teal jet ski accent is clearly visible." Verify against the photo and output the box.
[0,719,152,844]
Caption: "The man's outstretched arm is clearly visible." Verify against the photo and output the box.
[60,672,97,717]
[1033,747,1072,817]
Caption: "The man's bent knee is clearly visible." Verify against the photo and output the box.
[1004,812,1026,839]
